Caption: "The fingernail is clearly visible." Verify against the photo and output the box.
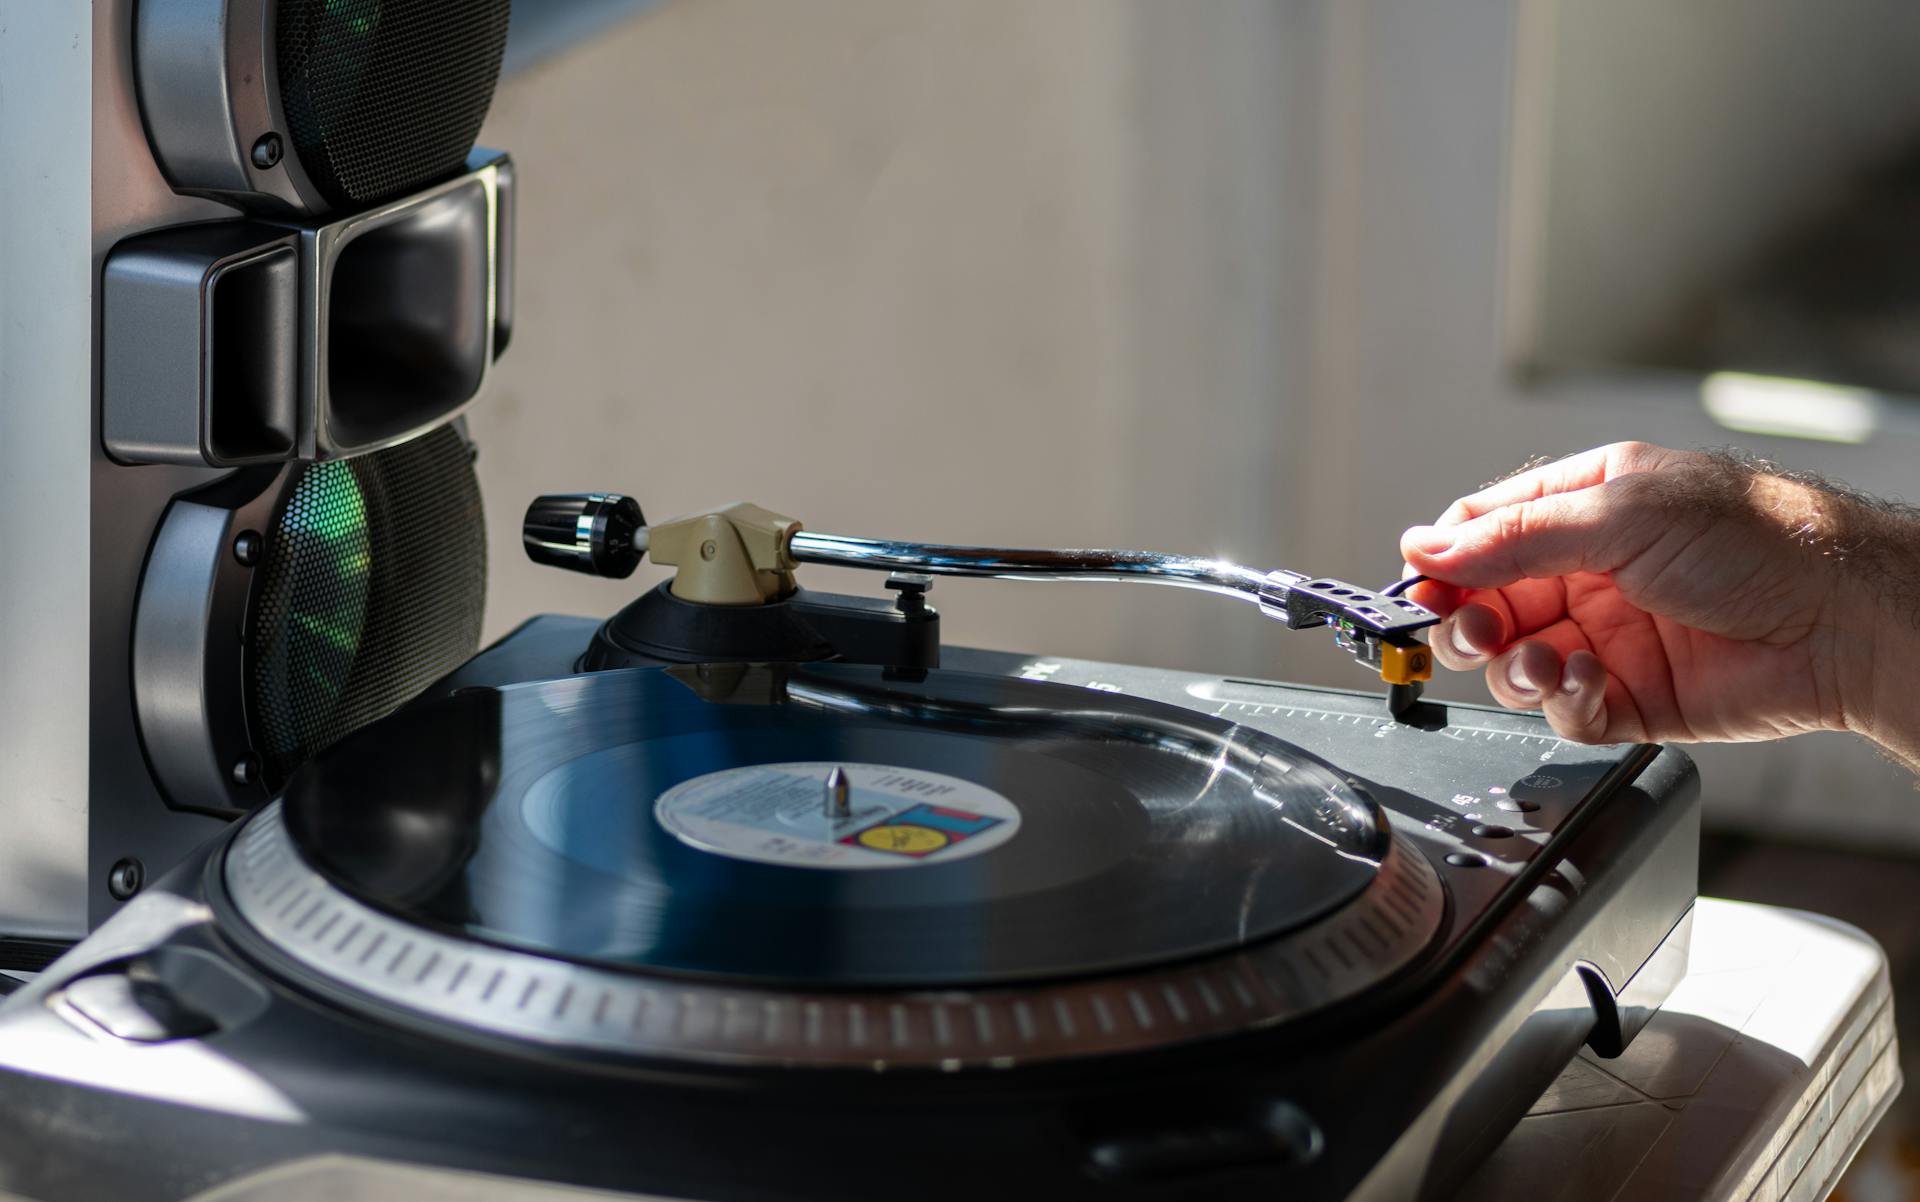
[1506,655,1537,696]
[1449,621,1479,660]
[1404,525,1454,556]
[1561,672,1582,697]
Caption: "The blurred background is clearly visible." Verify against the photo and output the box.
[473,2,1920,1193]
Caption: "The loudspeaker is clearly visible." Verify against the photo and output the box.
[115,0,514,805]
[120,0,511,808]
[133,424,488,815]
[136,0,513,217]
[0,0,514,945]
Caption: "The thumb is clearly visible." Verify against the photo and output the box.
[1400,478,1662,589]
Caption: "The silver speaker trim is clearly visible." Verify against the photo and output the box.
[223,801,1447,1070]
[131,469,291,817]
[135,0,330,215]
[295,151,513,461]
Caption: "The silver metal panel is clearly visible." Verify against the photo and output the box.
[94,0,241,252]
[0,0,96,937]
[134,0,251,194]
[101,241,216,462]
[90,0,243,934]
[132,504,238,808]
[102,226,301,466]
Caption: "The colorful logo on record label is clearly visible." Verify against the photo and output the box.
[841,803,1006,858]
[654,763,1021,870]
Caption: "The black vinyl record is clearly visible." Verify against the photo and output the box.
[283,664,1390,988]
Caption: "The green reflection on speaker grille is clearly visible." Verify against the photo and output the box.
[245,426,487,788]
[251,461,373,768]
[324,0,382,37]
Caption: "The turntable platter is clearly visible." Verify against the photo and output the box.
[282,664,1390,987]
[224,664,1444,1068]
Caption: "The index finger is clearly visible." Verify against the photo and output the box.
[1435,442,1677,527]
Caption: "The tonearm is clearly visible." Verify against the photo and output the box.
[524,495,1440,717]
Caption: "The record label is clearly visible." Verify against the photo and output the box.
[655,762,1022,869]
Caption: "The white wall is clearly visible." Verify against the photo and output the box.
[474,0,1323,676]
[472,0,1920,847]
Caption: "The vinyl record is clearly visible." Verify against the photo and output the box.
[283,664,1390,988]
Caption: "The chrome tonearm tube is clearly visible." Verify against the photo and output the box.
[788,532,1288,602]
[788,532,1437,656]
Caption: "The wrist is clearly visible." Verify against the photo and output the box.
[1832,506,1920,763]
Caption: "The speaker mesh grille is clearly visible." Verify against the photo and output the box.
[248,425,487,785]
[277,0,511,210]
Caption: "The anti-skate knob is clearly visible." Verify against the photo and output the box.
[523,493,646,578]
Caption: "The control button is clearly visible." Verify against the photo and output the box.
[59,972,217,1043]
[1496,797,1540,813]
[1470,824,1514,839]
[1445,852,1488,868]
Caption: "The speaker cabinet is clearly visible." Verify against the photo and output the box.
[0,0,519,942]
[135,0,512,217]
[117,1,514,808]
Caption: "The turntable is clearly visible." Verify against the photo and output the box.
[0,0,1701,1193]
[0,498,1698,1202]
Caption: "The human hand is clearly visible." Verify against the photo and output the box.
[1398,442,1916,759]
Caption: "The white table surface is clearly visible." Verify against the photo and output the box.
[1460,898,1901,1202]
